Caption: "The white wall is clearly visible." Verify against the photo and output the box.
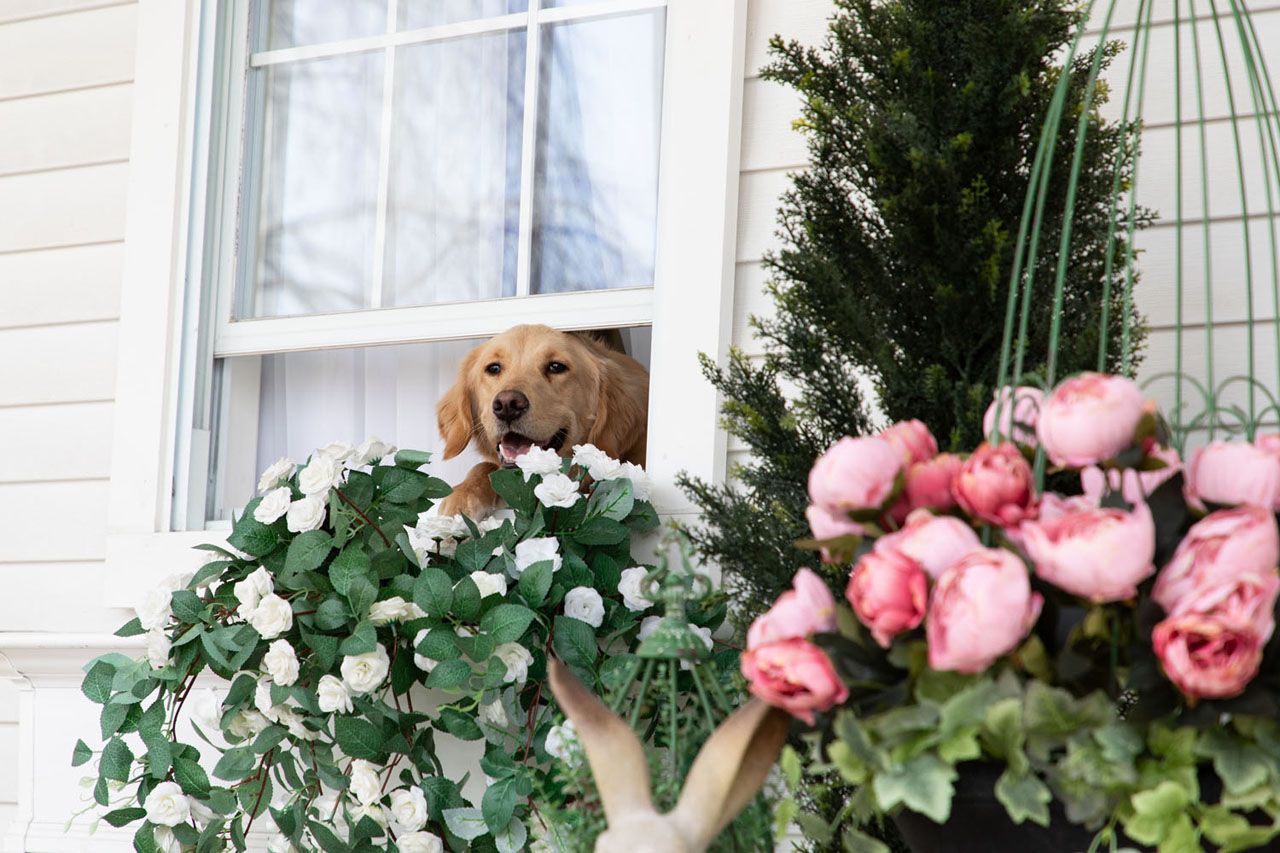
[0,0,140,843]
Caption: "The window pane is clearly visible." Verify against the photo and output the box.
[241,53,384,318]
[531,11,664,294]
[265,0,387,49]
[384,31,526,307]
[206,328,651,520]
[398,0,527,28]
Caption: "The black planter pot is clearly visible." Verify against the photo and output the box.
[891,761,1280,852]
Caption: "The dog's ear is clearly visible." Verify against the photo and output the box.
[589,352,648,460]
[438,349,481,459]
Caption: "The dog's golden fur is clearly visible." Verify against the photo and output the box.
[437,324,649,518]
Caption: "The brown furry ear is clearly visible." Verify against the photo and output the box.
[588,350,649,462]
[438,349,481,459]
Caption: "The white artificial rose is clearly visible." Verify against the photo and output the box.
[349,759,382,805]
[317,674,353,714]
[254,677,283,722]
[369,596,425,626]
[353,437,395,467]
[349,801,388,828]
[310,791,348,834]
[680,625,715,672]
[228,709,270,739]
[153,826,180,853]
[397,832,445,853]
[412,629,437,673]
[619,462,652,502]
[534,472,582,509]
[278,706,319,741]
[388,787,429,832]
[417,514,469,541]
[136,573,187,631]
[317,440,355,463]
[286,496,326,533]
[258,457,295,493]
[572,443,623,480]
[495,642,534,684]
[341,645,390,695]
[254,487,292,524]
[263,639,300,686]
[515,445,563,481]
[617,567,655,613]
[564,587,605,628]
[479,700,508,728]
[298,455,342,496]
[189,798,216,828]
[189,689,224,739]
[234,566,274,615]
[145,628,172,670]
[144,781,191,827]
[513,537,561,577]
[468,570,508,599]
[249,594,293,639]
[544,720,580,765]
[637,615,662,642]
[266,833,296,853]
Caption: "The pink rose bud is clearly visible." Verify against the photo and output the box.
[926,547,1043,674]
[746,568,838,649]
[1184,441,1280,511]
[983,386,1044,447]
[805,504,865,563]
[953,442,1038,527]
[876,510,981,579]
[808,436,902,514]
[741,638,849,725]
[1020,501,1156,602]
[903,453,964,516]
[880,419,938,466]
[845,549,928,647]
[1037,372,1145,467]
[1153,613,1265,701]
[1153,506,1280,615]
[1080,446,1182,504]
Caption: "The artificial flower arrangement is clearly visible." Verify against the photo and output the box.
[72,439,738,852]
[747,373,1280,852]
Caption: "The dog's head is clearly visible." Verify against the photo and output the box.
[437,324,646,467]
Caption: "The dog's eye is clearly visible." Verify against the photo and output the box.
[485,363,502,375]
[547,361,568,375]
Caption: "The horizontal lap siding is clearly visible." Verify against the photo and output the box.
[0,3,137,841]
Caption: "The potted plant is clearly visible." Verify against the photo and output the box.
[747,374,1280,852]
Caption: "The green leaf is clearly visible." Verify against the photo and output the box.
[452,576,482,621]
[377,466,432,504]
[100,737,133,782]
[438,708,483,741]
[443,807,490,840]
[414,568,454,620]
[425,659,473,690]
[416,628,460,662]
[553,616,598,669]
[481,777,517,834]
[328,547,371,595]
[115,617,145,638]
[212,747,256,781]
[227,516,278,557]
[994,768,1051,827]
[842,826,892,853]
[572,516,628,546]
[1124,781,1192,846]
[339,620,378,655]
[871,753,957,823]
[171,590,205,623]
[480,603,535,644]
[71,739,92,767]
[333,716,385,760]
[517,560,553,608]
[491,468,536,516]
[1198,728,1272,795]
[314,597,348,631]
[82,661,115,704]
[100,702,130,740]
[174,755,211,796]
[345,577,377,620]
[134,822,159,852]
[494,817,528,853]
[393,449,432,469]
[103,807,147,828]
[586,478,634,521]
[285,530,333,575]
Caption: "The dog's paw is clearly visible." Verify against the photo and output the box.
[438,490,494,521]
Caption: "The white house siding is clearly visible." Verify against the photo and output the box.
[0,0,138,842]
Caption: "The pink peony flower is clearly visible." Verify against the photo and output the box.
[1037,373,1145,467]
[1020,501,1156,602]
[952,443,1038,527]
[1152,506,1279,614]
[1080,446,1182,504]
[900,453,964,518]
[1153,613,1265,701]
[805,504,864,563]
[1188,573,1280,640]
[880,420,938,467]
[983,386,1044,447]
[926,547,1043,674]
[845,549,928,647]
[876,510,981,579]
[808,436,903,514]
[741,638,849,725]
[1184,440,1280,511]
[746,568,838,649]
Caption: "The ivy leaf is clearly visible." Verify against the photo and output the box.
[871,753,957,823]
[333,716,385,761]
[1197,728,1271,795]
[481,777,517,834]
[993,768,1051,827]
[414,569,454,620]
[517,560,553,608]
[841,826,891,853]
[1124,780,1191,846]
[553,616,598,670]
[443,807,490,840]
[285,531,333,575]
[480,604,535,644]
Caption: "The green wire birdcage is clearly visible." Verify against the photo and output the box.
[994,0,1280,464]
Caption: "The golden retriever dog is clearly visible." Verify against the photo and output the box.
[437,324,649,518]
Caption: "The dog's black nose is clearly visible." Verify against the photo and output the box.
[493,390,529,422]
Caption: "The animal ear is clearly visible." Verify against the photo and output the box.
[588,351,648,460]
[671,699,791,849]
[546,658,654,826]
[437,349,480,459]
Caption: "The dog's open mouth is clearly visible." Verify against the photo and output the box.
[498,428,568,466]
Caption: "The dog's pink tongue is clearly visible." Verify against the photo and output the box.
[500,434,534,461]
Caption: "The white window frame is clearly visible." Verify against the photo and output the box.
[105,0,749,606]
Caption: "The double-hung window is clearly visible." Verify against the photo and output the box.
[177,0,672,527]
